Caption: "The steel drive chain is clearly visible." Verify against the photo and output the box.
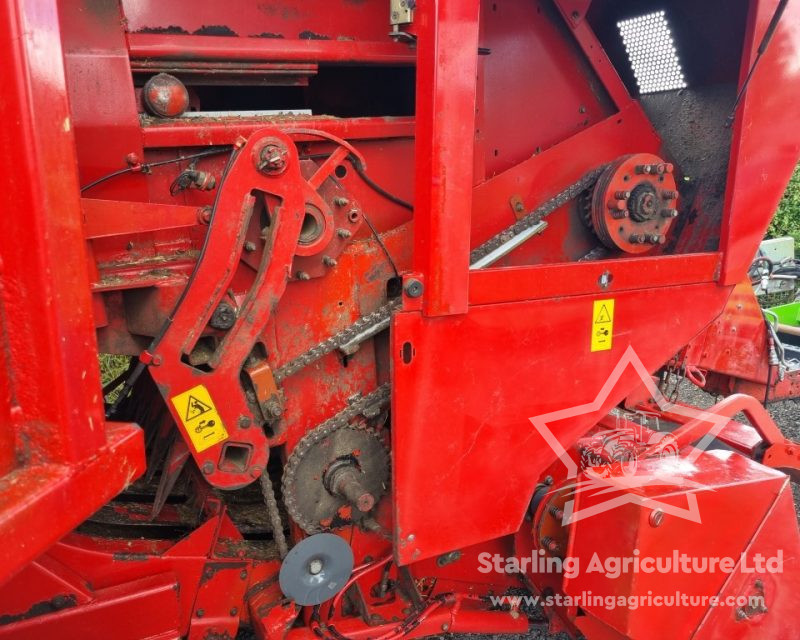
[273,301,401,382]
[275,168,604,383]
[282,383,392,533]
[468,166,606,265]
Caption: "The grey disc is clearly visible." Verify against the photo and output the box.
[279,533,354,606]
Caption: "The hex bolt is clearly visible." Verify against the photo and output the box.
[337,228,352,239]
[541,536,559,553]
[441,623,451,631]
[635,164,652,175]
[661,208,679,218]
[661,190,678,200]
[334,196,350,207]
[614,190,631,200]
[244,241,257,252]
[611,210,629,220]
[664,163,674,174]
[256,142,289,175]
[404,278,424,298]
[649,509,665,527]
[264,400,284,419]
[230,608,238,617]
[648,234,666,245]
[548,505,565,520]
[202,461,214,475]
[296,271,311,281]
[238,416,252,429]
[630,234,646,244]
[323,256,338,267]
[196,609,205,618]
[240,570,248,580]
[209,302,236,330]
[609,199,627,211]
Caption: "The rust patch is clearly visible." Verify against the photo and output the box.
[135,25,190,35]
[249,32,285,39]
[200,561,248,584]
[0,595,78,625]
[244,574,279,600]
[193,25,238,37]
[299,30,331,41]
[112,552,150,562]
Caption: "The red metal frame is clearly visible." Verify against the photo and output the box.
[0,0,145,582]
[2,0,800,638]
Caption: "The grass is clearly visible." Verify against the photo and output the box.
[767,164,800,244]
[99,354,131,402]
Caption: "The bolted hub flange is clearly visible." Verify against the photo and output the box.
[586,153,680,254]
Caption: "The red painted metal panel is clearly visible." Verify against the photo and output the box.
[391,283,732,564]
[468,253,721,305]
[141,116,415,149]
[413,0,481,316]
[720,0,800,284]
[127,33,416,65]
[0,0,144,584]
[82,199,203,239]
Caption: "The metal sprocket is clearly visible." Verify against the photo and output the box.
[282,386,390,534]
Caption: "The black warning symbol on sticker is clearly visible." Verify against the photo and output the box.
[185,395,212,422]
[594,305,612,324]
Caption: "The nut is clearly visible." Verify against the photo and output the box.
[256,142,289,175]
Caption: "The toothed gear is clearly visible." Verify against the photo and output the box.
[282,385,390,534]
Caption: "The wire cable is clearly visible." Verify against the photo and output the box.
[81,147,232,193]
[105,147,239,417]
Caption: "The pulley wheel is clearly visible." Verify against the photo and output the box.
[279,533,354,605]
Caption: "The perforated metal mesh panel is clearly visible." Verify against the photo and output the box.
[618,11,686,94]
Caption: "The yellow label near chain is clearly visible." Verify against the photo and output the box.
[591,299,615,352]
[170,384,229,452]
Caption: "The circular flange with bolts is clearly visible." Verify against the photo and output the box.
[585,153,679,254]
[279,533,354,605]
[283,423,389,534]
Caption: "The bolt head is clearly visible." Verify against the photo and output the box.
[649,509,665,527]
[404,278,423,298]
[202,461,214,475]
[256,142,289,175]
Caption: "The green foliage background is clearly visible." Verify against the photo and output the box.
[768,164,800,243]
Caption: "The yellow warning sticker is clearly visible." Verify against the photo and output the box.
[170,384,229,453]
[591,299,615,352]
